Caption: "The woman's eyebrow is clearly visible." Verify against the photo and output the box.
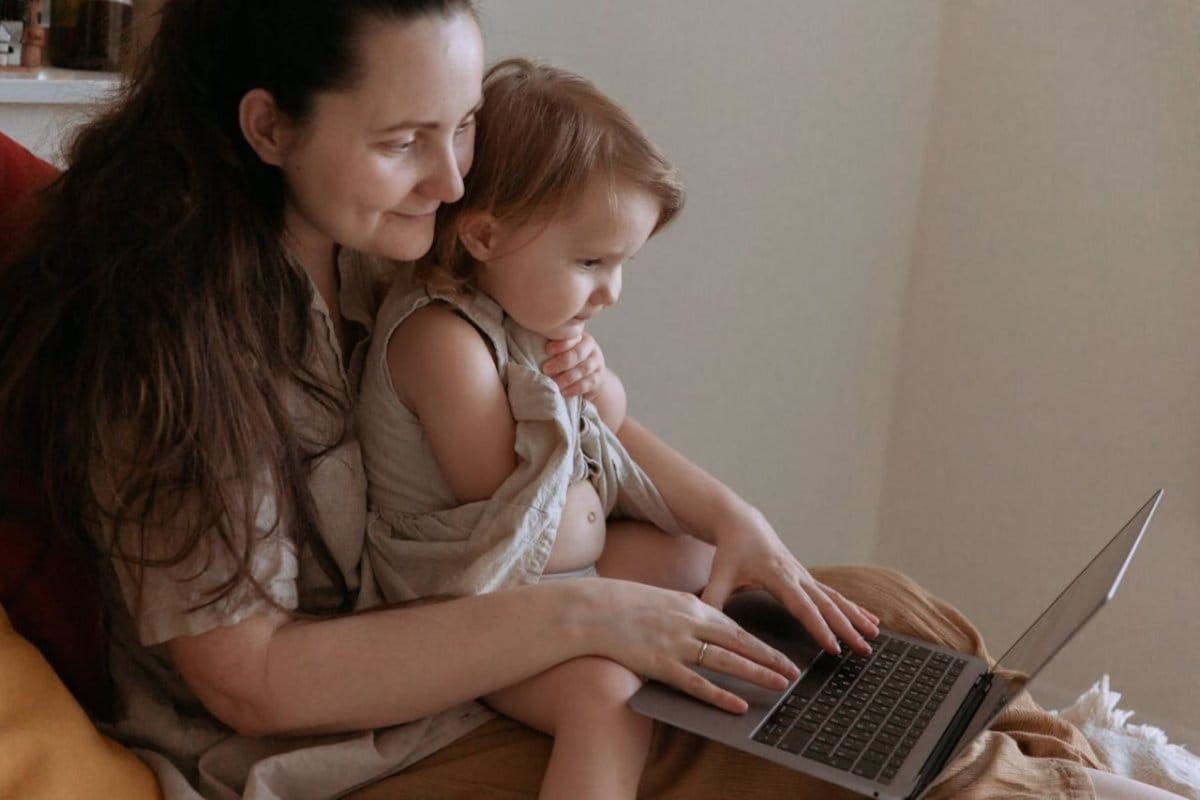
[372,98,484,134]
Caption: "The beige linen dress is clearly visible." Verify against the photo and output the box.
[357,283,684,603]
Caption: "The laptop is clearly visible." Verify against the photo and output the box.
[630,490,1162,800]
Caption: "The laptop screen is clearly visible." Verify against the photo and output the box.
[929,491,1162,792]
[991,491,1161,697]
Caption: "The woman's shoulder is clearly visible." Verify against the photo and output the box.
[339,249,413,321]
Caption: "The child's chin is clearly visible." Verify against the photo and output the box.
[551,321,586,340]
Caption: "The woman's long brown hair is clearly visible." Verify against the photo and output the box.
[0,0,474,613]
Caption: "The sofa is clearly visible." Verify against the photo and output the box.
[0,130,162,799]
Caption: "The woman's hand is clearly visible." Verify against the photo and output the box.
[543,332,605,398]
[581,578,801,714]
[699,505,881,657]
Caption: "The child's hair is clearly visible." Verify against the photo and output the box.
[416,57,685,295]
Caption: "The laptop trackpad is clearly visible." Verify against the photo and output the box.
[629,590,830,740]
[714,590,827,694]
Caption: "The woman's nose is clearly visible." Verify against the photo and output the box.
[426,142,465,203]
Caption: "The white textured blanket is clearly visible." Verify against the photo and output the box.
[1054,675,1200,798]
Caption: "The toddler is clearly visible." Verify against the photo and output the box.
[359,58,690,799]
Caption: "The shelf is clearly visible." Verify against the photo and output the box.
[0,66,120,104]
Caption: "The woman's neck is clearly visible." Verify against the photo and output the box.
[282,217,340,314]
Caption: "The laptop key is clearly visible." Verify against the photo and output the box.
[752,726,784,746]
[778,727,813,754]
[808,750,857,771]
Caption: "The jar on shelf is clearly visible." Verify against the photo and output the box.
[50,0,132,72]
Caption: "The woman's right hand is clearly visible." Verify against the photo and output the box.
[577,577,801,714]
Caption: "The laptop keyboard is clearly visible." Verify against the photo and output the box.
[751,634,966,784]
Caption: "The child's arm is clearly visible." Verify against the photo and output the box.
[615,416,879,657]
[386,304,516,503]
[589,367,627,432]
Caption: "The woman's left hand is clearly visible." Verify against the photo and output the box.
[700,505,882,657]
[543,332,605,398]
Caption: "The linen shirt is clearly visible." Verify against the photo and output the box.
[91,250,492,800]
[358,283,685,603]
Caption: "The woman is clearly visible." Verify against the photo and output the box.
[0,1,1180,798]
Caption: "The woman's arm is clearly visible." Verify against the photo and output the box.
[167,576,801,737]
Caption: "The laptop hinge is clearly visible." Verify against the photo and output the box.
[909,673,992,799]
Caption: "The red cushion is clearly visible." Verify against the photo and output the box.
[0,131,57,265]
[0,469,111,719]
[0,132,112,718]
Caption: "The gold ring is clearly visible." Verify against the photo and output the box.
[696,640,710,667]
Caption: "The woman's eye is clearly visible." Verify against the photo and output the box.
[383,139,416,154]
[455,116,476,135]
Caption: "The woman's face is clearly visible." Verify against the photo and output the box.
[277,11,484,267]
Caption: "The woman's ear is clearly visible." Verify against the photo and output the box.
[239,88,290,167]
[457,212,502,262]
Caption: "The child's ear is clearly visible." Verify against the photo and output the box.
[457,212,502,261]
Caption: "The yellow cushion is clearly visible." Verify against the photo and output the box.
[0,604,162,800]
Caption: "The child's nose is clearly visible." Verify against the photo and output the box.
[595,271,622,307]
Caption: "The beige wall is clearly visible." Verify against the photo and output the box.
[480,1,944,566]
[11,0,1193,750]
[876,0,1200,746]
[487,0,1199,747]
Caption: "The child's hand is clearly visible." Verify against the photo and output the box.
[543,332,606,398]
[700,506,882,658]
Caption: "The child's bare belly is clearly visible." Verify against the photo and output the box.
[544,480,607,573]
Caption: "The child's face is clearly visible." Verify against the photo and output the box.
[475,180,661,340]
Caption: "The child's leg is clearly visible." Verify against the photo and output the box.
[485,656,651,800]
[596,520,714,592]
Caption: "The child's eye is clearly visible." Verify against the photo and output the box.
[577,259,602,271]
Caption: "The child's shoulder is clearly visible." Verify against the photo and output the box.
[385,299,500,399]
[389,299,486,359]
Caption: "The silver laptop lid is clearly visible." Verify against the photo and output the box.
[934,489,1162,780]
[992,489,1160,695]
